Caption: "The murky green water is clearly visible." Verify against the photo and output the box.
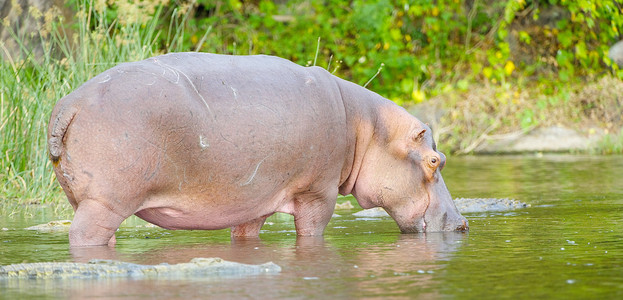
[1,155,622,299]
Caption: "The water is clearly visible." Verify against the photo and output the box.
[1,155,622,299]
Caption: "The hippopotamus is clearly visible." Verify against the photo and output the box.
[48,53,468,247]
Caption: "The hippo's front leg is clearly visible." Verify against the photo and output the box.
[231,215,271,238]
[292,191,337,236]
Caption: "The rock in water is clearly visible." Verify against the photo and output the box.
[454,198,529,213]
[353,207,390,217]
[335,201,355,210]
[351,198,529,217]
[25,220,72,232]
[0,258,281,279]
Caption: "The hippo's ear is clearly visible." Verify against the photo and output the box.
[411,128,426,142]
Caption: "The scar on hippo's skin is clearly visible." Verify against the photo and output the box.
[98,74,111,83]
[199,135,210,150]
[153,59,215,120]
[144,77,157,86]
[230,86,238,99]
[241,156,270,186]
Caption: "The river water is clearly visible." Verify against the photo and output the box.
[1,155,622,299]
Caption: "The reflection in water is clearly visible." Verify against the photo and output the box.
[350,233,466,299]
[3,230,466,299]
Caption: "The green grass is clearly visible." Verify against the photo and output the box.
[0,1,188,205]
[595,129,623,154]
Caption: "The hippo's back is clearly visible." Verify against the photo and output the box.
[49,53,349,227]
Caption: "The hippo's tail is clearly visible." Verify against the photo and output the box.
[48,105,79,163]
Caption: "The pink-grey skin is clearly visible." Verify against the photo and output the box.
[48,53,468,247]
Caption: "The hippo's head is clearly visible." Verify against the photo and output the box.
[351,107,468,233]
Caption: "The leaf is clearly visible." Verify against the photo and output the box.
[559,70,570,81]
[575,41,587,60]
[520,109,534,129]
[457,79,469,91]
[390,28,402,41]
[411,89,425,103]
[557,30,574,48]
[483,67,493,79]
[471,62,483,77]
[504,60,515,76]
[519,31,531,45]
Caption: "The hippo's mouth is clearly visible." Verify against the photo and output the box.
[398,215,468,233]
[395,194,468,233]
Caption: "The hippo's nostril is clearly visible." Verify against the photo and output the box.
[456,219,469,231]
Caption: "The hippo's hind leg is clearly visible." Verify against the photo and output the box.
[69,199,129,247]
[231,215,272,238]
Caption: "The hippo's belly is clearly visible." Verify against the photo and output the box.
[132,188,294,230]
[135,206,237,230]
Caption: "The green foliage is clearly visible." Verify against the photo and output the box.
[63,0,621,104]
[596,129,623,154]
[501,0,622,81]
[177,0,490,102]
[169,0,620,101]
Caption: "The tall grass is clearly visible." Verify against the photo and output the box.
[596,130,623,154]
[0,0,188,204]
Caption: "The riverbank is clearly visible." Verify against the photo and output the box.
[410,75,623,154]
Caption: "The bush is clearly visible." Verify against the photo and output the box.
[173,0,623,101]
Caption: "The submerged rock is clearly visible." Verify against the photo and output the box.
[454,198,529,213]
[352,198,529,217]
[0,257,281,279]
[335,200,355,210]
[25,220,72,232]
[353,207,390,217]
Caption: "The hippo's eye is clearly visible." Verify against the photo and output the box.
[428,156,440,169]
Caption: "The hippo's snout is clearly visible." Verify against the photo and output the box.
[440,212,469,232]
[432,215,469,232]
